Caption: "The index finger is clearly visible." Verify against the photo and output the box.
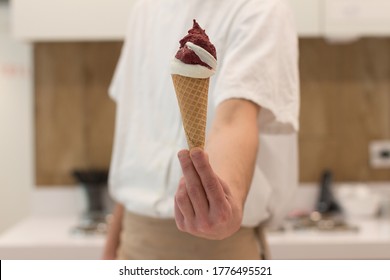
[190,148,226,205]
[178,149,209,216]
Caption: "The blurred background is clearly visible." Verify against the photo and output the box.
[1,0,390,259]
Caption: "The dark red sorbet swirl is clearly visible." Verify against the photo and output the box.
[175,20,217,69]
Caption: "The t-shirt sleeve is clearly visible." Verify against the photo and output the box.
[212,0,299,134]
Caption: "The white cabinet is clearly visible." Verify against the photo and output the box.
[13,0,322,41]
[11,0,390,41]
[12,0,135,41]
[289,0,322,37]
[324,0,390,37]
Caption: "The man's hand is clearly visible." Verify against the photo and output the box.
[175,99,259,240]
[174,148,243,240]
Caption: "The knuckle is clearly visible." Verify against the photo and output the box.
[175,190,187,205]
[180,156,193,170]
[218,211,229,223]
[205,187,225,204]
[216,207,230,223]
[196,159,209,171]
[178,180,186,190]
[187,184,200,198]
[185,222,197,234]
[205,177,219,190]
[198,220,212,233]
[175,219,185,232]
[179,177,186,186]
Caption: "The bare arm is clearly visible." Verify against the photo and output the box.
[175,99,259,240]
[102,203,124,259]
[206,98,259,204]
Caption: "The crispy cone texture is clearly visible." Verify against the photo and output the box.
[171,74,209,149]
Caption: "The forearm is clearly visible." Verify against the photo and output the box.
[205,99,259,206]
[102,203,124,259]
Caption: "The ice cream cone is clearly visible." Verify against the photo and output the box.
[171,20,216,149]
[171,74,209,149]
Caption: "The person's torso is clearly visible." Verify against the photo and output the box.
[109,0,298,226]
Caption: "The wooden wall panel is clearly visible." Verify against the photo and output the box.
[35,42,122,185]
[83,43,119,169]
[35,39,390,185]
[299,38,390,182]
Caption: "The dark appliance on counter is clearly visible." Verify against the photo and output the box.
[72,169,111,235]
[279,170,358,232]
[315,170,342,215]
[306,170,355,231]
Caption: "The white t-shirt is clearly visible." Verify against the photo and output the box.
[109,0,300,227]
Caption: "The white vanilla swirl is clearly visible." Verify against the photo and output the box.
[171,42,217,79]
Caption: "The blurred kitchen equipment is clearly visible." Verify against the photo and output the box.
[379,197,390,219]
[337,184,381,219]
[278,170,358,233]
[283,211,358,232]
[315,170,342,215]
[72,169,110,235]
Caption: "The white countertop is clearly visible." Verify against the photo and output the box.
[2,183,389,259]
[0,216,104,260]
[268,219,390,259]
[1,216,390,260]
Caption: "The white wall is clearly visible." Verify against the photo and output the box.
[0,3,33,233]
[12,0,135,41]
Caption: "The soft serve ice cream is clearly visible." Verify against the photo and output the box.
[171,20,217,149]
[171,20,217,78]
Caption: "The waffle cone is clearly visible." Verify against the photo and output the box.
[171,74,209,149]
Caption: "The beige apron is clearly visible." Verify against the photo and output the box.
[117,211,270,260]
